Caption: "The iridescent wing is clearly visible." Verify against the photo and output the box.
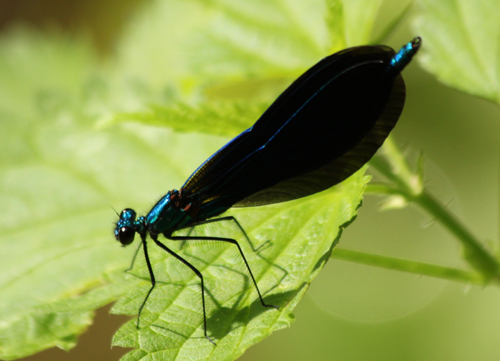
[180,40,418,213]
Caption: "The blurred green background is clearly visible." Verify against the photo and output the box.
[2,0,499,360]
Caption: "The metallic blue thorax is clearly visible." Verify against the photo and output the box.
[145,190,195,236]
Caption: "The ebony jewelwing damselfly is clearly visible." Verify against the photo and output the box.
[115,37,421,345]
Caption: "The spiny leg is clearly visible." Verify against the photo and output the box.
[169,234,279,310]
[178,217,286,298]
[179,226,196,250]
[151,234,216,345]
[178,216,271,252]
[136,235,156,329]
[126,242,142,272]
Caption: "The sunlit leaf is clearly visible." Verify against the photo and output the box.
[0,0,398,358]
[111,170,367,360]
[414,0,500,104]
[110,102,268,137]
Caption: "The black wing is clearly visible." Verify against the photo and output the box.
[235,73,405,206]
[181,45,404,211]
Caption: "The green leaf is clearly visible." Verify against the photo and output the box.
[413,0,500,104]
[111,170,367,360]
[0,26,368,361]
[341,0,385,46]
[0,29,134,359]
[0,0,390,358]
[110,102,269,137]
[114,0,330,102]
[325,0,414,49]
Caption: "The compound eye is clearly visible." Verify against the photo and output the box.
[116,226,136,246]
[120,208,137,221]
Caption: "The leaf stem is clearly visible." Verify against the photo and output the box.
[416,191,499,282]
[365,135,500,284]
[331,248,483,284]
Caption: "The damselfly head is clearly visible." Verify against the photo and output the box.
[115,208,137,246]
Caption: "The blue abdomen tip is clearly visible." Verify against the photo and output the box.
[390,37,422,73]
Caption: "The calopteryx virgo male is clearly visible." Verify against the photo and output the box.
[115,37,422,344]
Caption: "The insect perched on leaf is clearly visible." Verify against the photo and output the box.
[115,37,422,345]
